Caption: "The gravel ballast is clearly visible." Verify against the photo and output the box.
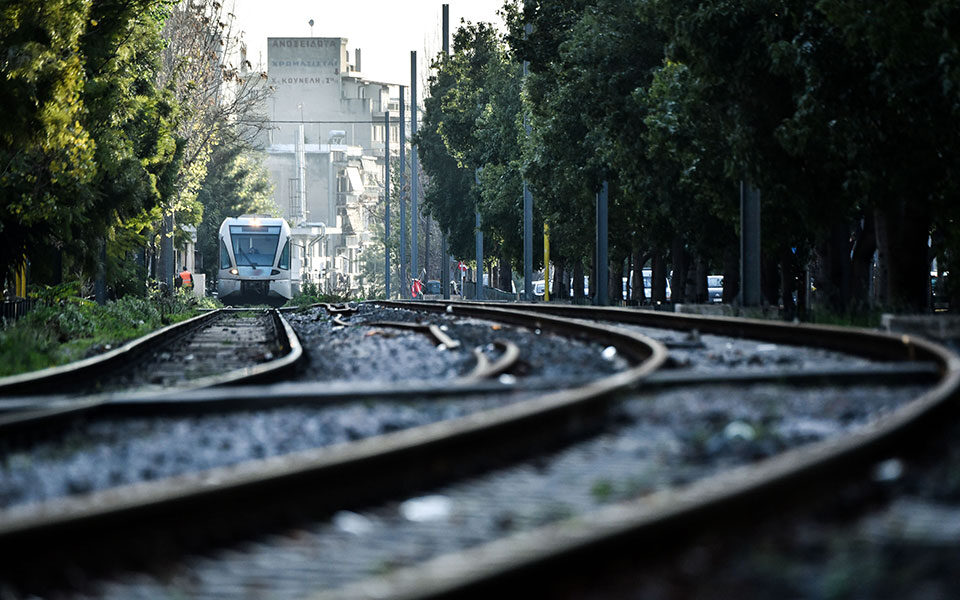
[77,382,927,600]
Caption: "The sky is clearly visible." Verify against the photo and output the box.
[230,0,508,86]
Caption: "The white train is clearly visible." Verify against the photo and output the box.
[217,216,297,306]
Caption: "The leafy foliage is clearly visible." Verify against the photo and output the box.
[408,0,960,313]
[195,145,276,284]
[282,282,349,308]
[0,286,215,377]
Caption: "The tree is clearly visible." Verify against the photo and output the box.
[418,21,536,280]
[1,0,182,297]
[0,0,96,284]
[156,0,271,288]
[195,144,276,285]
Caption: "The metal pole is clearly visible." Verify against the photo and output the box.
[399,86,407,297]
[410,51,419,293]
[543,223,550,302]
[475,212,484,300]
[442,4,450,54]
[475,168,484,300]
[740,181,762,306]
[384,111,391,299]
[441,3,451,300]
[522,21,533,301]
[596,180,609,305]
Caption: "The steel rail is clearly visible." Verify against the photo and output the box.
[324,303,360,316]
[0,305,667,588]
[463,341,521,382]
[0,309,224,397]
[0,309,304,430]
[0,379,570,418]
[431,300,944,364]
[314,300,960,600]
[363,321,462,350]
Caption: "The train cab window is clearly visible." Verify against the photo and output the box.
[229,225,280,267]
[278,240,290,270]
[220,240,231,269]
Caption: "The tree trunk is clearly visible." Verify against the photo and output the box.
[814,222,853,313]
[652,251,668,303]
[780,247,797,320]
[609,259,622,304]
[498,247,512,292]
[850,212,877,312]
[722,245,739,303]
[876,203,931,313]
[573,261,585,300]
[670,236,688,304]
[589,252,597,301]
[161,212,175,295]
[553,258,566,300]
[695,257,707,303]
[630,248,642,303]
[762,253,779,306]
[424,218,431,281]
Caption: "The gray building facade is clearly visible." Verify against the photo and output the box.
[262,37,401,295]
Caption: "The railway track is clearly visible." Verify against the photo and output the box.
[0,301,956,598]
[0,307,303,419]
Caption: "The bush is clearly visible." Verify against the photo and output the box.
[283,281,350,307]
[0,283,222,377]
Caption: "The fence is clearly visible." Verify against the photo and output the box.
[1,299,34,323]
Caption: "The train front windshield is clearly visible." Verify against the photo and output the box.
[230,225,280,267]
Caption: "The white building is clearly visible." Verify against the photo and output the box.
[261,37,401,295]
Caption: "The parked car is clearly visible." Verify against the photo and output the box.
[708,275,724,303]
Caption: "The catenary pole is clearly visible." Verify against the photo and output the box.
[544,223,550,301]
[596,180,609,305]
[399,86,407,297]
[475,168,484,300]
[410,51,419,295]
[384,111,391,298]
[522,19,533,301]
[740,181,762,306]
[441,3,451,299]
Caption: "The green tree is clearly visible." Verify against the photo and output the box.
[0,0,96,284]
[418,20,535,283]
[195,145,276,285]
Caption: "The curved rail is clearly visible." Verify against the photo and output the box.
[464,340,521,382]
[0,309,304,429]
[0,309,224,397]
[0,304,667,588]
[316,300,960,600]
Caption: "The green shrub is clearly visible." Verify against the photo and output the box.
[0,283,222,377]
[283,281,351,307]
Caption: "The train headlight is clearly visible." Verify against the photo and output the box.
[230,268,238,275]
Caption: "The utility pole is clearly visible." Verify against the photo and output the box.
[441,3,451,299]
[399,86,407,297]
[384,111,391,299]
[544,223,550,302]
[410,51,419,292]
[740,181,762,306]
[596,180,609,305]
[475,168,484,300]
[522,18,533,301]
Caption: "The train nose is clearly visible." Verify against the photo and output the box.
[240,280,270,296]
